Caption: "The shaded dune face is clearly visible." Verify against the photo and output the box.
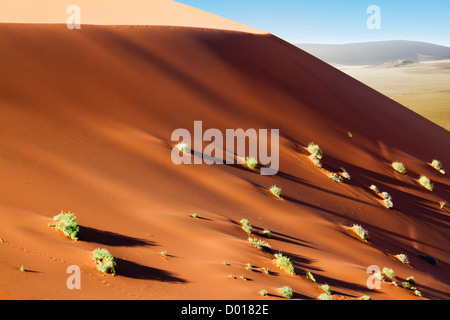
[0,24,449,300]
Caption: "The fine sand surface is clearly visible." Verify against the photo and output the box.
[1,3,450,301]
[337,60,450,131]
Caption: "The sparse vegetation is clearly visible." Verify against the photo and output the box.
[431,159,445,174]
[370,184,380,193]
[352,224,369,241]
[92,248,116,275]
[392,161,407,174]
[330,172,343,183]
[406,276,415,284]
[440,201,447,209]
[309,154,323,168]
[248,237,271,250]
[176,142,191,154]
[269,185,282,198]
[274,253,295,275]
[414,290,422,297]
[318,293,332,300]
[307,142,323,159]
[262,229,272,238]
[348,131,353,138]
[384,199,394,209]
[229,274,236,279]
[419,175,434,191]
[382,267,395,279]
[245,157,258,169]
[260,289,268,297]
[375,270,385,282]
[261,267,269,274]
[340,168,351,180]
[396,253,409,264]
[280,286,293,299]
[321,284,332,295]
[240,275,248,281]
[240,219,253,234]
[361,295,371,300]
[223,262,230,266]
[52,211,79,241]
[402,281,410,289]
[160,250,167,256]
[246,263,253,271]
[20,265,25,272]
[191,213,198,218]
[305,270,316,282]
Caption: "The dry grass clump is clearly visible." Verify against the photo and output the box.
[418,175,433,191]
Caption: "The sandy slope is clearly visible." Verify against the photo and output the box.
[0,22,449,300]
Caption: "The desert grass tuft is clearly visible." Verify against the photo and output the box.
[52,211,79,241]
[321,284,332,295]
[330,173,343,183]
[248,237,271,250]
[307,142,323,159]
[382,267,395,279]
[395,253,409,264]
[305,270,316,282]
[176,142,191,154]
[274,253,295,275]
[419,175,434,191]
[92,248,116,275]
[392,161,407,174]
[240,219,253,234]
[431,159,445,174]
[269,185,282,198]
[351,224,369,241]
[318,293,332,300]
[245,157,258,169]
[280,286,293,299]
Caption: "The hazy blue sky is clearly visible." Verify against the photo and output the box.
[177,0,450,46]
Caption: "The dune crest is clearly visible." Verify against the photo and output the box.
[0,0,266,34]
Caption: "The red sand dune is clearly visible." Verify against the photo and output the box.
[0,1,449,300]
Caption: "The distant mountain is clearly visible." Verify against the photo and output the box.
[296,40,450,66]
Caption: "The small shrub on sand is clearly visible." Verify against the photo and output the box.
[262,229,272,238]
[305,270,316,282]
[414,290,422,297]
[382,267,395,279]
[274,253,295,275]
[352,224,369,241]
[330,173,343,183]
[431,159,445,174]
[340,168,351,180]
[318,293,332,300]
[395,253,409,264]
[92,248,116,275]
[321,284,332,295]
[440,201,446,209]
[361,295,371,300]
[176,142,191,154]
[52,211,79,241]
[260,289,268,296]
[269,185,282,198]
[402,281,410,289]
[309,154,323,168]
[406,276,415,284]
[20,265,25,272]
[261,267,269,274]
[384,199,394,209]
[392,162,407,174]
[280,286,293,299]
[246,263,253,271]
[240,219,253,234]
[245,157,258,169]
[419,175,433,191]
[307,142,323,159]
[248,237,271,250]
[370,184,380,193]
